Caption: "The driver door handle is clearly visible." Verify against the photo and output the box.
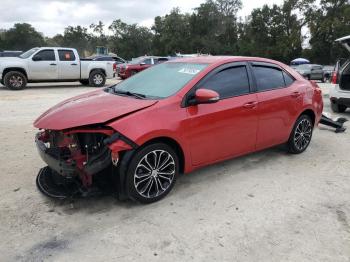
[50,63,57,66]
[291,91,301,98]
[71,63,78,66]
[243,101,258,109]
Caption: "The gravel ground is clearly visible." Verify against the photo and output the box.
[0,81,349,262]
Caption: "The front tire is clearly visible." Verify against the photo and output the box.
[4,71,27,90]
[125,143,179,203]
[331,102,347,113]
[287,115,314,154]
[89,70,106,87]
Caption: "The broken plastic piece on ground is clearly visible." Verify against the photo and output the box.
[36,166,116,200]
[320,113,348,133]
[36,166,80,199]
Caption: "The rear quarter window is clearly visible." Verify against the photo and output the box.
[283,71,295,86]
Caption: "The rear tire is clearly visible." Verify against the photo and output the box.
[89,70,106,87]
[331,102,347,113]
[4,71,27,90]
[125,143,179,204]
[287,115,314,154]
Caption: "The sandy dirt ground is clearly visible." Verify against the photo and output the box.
[0,80,349,262]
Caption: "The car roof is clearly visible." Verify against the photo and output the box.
[168,56,287,66]
[134,56,168,59]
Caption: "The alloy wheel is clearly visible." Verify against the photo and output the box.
[93,74,103,85]
[134,150,175,199]
[9,75,23,88]
[294,119,312,151]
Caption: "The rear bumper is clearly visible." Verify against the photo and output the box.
[329,84,350,100]
[118,71,129,79]
[330,97,350,107]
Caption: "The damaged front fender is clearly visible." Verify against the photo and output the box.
[35,127,138,189]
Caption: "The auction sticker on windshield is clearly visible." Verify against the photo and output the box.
[178,67,201,75]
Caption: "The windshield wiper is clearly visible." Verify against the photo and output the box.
[113,89,147,99]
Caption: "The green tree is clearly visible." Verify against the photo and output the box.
[109,19,153,59]
[90,21,108,48]
[152,8,191,55]
[306,0,350,64]
[238,1,304,63]
[57,26,92,56]
[2,23,45,51]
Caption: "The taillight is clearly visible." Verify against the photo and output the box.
[113,63,117,71]
[331,71,338,84]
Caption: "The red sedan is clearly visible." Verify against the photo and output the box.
[117,56,169,79]
[34,56,323,203]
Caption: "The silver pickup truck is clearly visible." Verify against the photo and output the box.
[0,47,115,90]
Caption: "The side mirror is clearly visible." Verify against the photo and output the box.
[189,89,220,106]
[140,62,146,66]
[32,56,42,61]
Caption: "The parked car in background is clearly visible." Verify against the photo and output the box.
[290,58,310,69]
[87,54,127,75]
[330,35,350,113]
[295,64,325,82]
[322,65,335,82]
[0,50,23,57]
[0,47,114,90]
[117,56,169,79]
[87,54,126,64]
[34,56,323,203]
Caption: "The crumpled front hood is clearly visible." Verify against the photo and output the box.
[34,90,158,130]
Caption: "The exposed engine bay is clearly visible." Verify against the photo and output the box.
[35,128,135,199]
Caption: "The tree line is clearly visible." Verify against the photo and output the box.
[0,0,349,65]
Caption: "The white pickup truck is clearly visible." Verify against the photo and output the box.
[0,47,115,90]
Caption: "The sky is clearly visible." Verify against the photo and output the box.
[0,0,284,37]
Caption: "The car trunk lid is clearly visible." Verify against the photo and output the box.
[336,35,350,53]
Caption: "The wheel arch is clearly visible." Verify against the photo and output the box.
[299,108,316,126]
[141,136,186,174]
[89,68,106,77]
[3,67,28,79]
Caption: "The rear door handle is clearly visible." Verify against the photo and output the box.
[71,63,78,66]
[291,91,301,98]
[50,63,57,66]
[243,101,258,109]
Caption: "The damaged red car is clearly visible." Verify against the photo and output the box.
[34,56,323,203]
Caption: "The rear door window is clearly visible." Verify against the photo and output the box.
[58,50,76,61]
[198,65,250,99]
[253,65,285,91]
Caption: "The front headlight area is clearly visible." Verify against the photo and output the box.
[35,127,136,189]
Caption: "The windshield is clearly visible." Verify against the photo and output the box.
[113,62,208,99]
[19,48,39,59]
